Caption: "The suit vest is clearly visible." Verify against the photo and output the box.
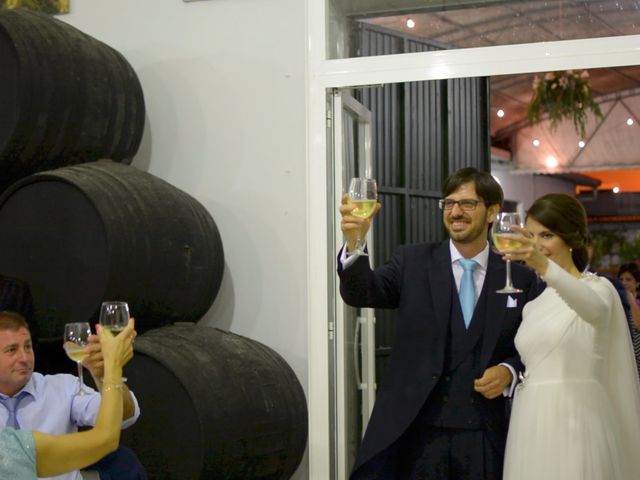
[417,274,489,429]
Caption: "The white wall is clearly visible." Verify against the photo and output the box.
[492,162,575,209]
[61,1,308,478]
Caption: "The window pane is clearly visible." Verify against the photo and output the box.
[328,0,640,59]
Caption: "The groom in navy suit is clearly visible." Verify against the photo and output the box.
[339,167,540,479]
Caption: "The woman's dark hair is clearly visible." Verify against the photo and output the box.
[442,167,504,206]
[527,193,589,272]
[618,262,640,284]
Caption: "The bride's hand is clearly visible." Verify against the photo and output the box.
[501,226,549,276]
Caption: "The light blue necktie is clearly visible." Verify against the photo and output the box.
[2,394,24,429]
[458,258,478,329]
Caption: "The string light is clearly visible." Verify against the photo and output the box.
[532,139,540,147]
[406,18,415,28]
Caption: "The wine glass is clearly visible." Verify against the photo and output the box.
[99,301,130,336]
[63,322,92,396]
[347,177,378,256]
[492,212,525,294]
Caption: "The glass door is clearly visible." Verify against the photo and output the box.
[330,88,377,479]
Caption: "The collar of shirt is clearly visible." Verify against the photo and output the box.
[0,376,36,402]
[449,240,490,299]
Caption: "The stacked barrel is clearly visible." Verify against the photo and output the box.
[0,9,307,480]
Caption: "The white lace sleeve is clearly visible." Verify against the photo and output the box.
[541,259,611,326]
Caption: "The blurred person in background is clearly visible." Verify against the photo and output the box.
[618,262,640,330]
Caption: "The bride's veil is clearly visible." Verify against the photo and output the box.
[603,279,640,477]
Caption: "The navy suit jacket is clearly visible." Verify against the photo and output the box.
[338,241,540,476]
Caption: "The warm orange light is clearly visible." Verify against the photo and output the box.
[575,169,640,194]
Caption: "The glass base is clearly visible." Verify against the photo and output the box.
[496,286,523,294]
[345,248,368,257]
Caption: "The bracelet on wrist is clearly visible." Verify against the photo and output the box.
[102,382,124,392]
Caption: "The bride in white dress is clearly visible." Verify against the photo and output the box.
[502,193,640,480]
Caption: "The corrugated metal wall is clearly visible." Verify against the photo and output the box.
[354,23,490,383]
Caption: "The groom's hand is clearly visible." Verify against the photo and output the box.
[474,365,513,399]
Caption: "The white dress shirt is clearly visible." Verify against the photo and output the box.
[449,240,489,303]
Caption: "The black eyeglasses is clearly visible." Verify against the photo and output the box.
[438,199,489,211]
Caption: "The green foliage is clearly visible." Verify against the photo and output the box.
[590,230,623,266]
[590,229,640,270]
[528,70,603,139]
[619,234,640,262]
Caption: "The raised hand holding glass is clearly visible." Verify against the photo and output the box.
[347,177,378,257]
[99,301,130,336]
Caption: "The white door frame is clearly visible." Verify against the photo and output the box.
[306,2,640,478]
[331,89,377,479]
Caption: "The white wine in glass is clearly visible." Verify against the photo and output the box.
[492,212,524,294]
[347,177,378,256]
[99,301,130,336]
[63,322,92,396]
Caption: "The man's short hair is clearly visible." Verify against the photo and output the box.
[0,311,29,332]
[442,167,504,207]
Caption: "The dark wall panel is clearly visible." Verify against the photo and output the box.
[354,23,490,386]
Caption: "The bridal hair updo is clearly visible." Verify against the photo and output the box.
[527,193,589,272]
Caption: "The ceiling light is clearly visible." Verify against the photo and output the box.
[627,118,634,126]
[578,140,585,148]
[406,18,415,28]
[497,109,505,118]
[613,186,620,193]
[532,139,540,147]
[545,156,558,168]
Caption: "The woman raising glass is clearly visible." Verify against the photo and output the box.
[499,194,640,480]
[0,318,136,479]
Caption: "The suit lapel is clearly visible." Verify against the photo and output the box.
[428,241,453,335]
[480,251,508,366]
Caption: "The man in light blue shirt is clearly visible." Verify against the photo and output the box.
[0,310,140,480]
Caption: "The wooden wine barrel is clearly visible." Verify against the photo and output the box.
[0,161,224,341]
[121,324,308,480]
[0,8,145,192]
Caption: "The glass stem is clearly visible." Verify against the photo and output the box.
[77,361,86,394]
[355,231,362,252]
[505,259,514,288]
